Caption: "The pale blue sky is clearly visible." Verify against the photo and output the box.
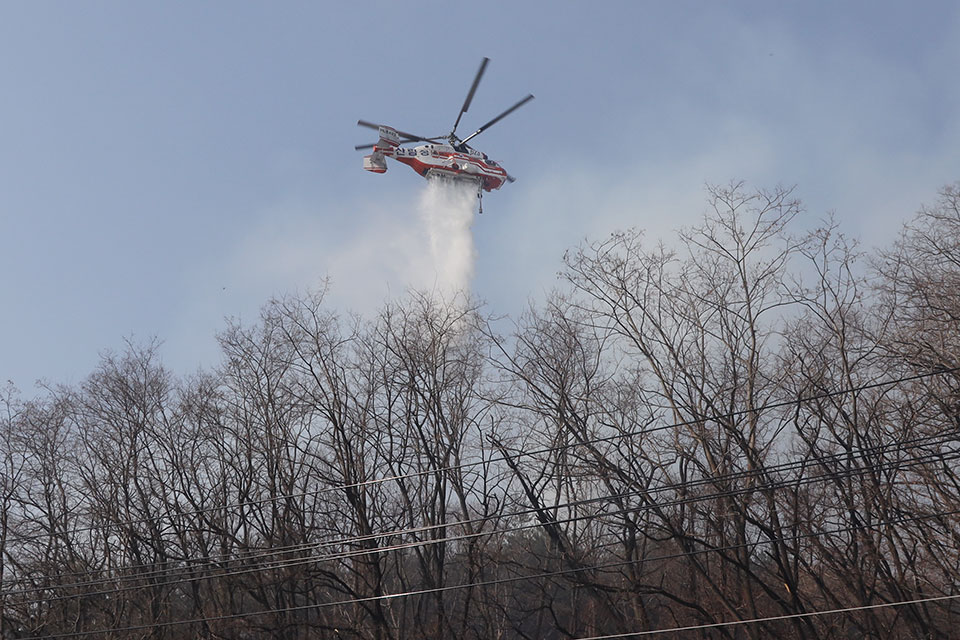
[2,2,958,389]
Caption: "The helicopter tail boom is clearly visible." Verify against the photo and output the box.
[362,126,402,173]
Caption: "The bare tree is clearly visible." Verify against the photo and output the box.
[5,181,960,639]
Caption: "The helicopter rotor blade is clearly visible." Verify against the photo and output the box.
[396,133,443,144]
[355,138,440,151]
[460,94,534,145]
[452,57,489,135]
[356,120,440,145]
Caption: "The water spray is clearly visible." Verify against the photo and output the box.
[416,178,478,300]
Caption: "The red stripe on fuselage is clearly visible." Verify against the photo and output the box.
[392,149,506,192]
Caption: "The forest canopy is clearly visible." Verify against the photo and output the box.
[3,182,960,639]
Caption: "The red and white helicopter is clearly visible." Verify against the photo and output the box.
[356,58,533,213]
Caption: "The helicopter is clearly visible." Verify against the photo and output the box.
[355,57,533,213]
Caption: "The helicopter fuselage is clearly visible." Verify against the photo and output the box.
[363,126,508,193]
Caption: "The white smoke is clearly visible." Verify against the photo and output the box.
[416,178,478,299]
[222,178,479,320]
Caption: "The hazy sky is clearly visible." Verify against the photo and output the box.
[2,1,958,390]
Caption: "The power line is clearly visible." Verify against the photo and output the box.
[5,423,949,593]
[6,440,957,607]
[12,506,960,640]
[2,423,955,595]
[5,366,955,546]
[573,593,960,639]
[3,422,952,597]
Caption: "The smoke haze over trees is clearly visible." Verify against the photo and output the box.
[2,182,960,639]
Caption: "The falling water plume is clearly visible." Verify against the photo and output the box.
[416,178,478,301]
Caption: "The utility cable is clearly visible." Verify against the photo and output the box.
[572,593,960,639]
[4,423,950,593]
[12,505,960,640]
[5,365,955,546]
[6,440,957,607]
[2,425,955,595]
[3,425,953,596]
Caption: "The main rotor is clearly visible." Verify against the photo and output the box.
[447,57,534,150]
[354,58,533,153]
